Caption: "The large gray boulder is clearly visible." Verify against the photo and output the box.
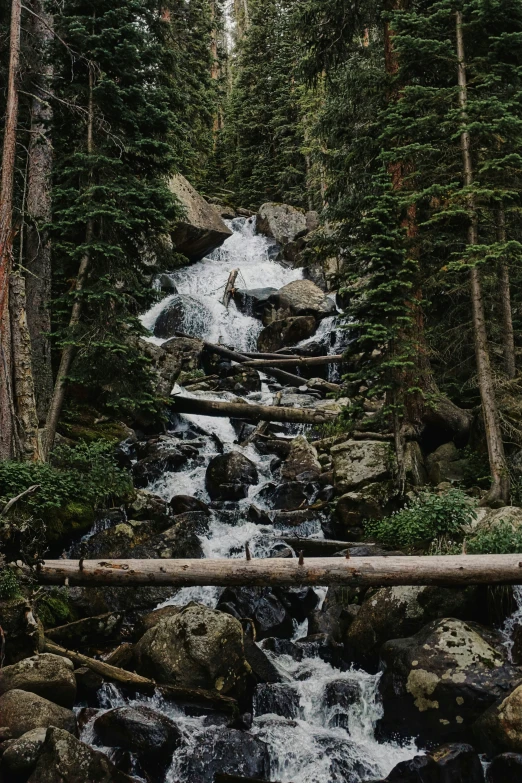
[27,727,138,783]
[281,435,321,481]
[256,202,307,246]
[138,335,204,396]
[0,653,76,708]
[331,439,393,493]
[169,174,232,261]
[205,451,259,501]
[1,728,47,777]
[0,689,77,738]
[133,603,249,694]
[379,618,520,743]
[94,706,181,765]
[269,279,336,321]
[233,287,278,319]
[257,315,316,352]
[153,294,210,339]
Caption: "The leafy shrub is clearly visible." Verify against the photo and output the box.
[364,489,476,550]
[0,567,21,599]
[465,522,522,555]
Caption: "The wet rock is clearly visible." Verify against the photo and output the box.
[429,743,484,782]
[169,494,210,516]
[27,726,138,782]
[345,586,481,673]
[127,489,171,522]
[1,728,47,777]
[153,293,211,339]
[257,202,307,246]
[331,440,393,493]
[169,174,233,261]
[254,683,300,718]
[324,680,360,730]
[243,635,283,684]
[486,753,522,782]
[75,667,104,700]
[174,725,270,783]
[156,273,177,293]
[385,755,441,782]
[257,316,317,352]
[0,653,76,708]
[269,279,336,321]
[205,452,259,501]
[132,437,199,487]
[308,585,364,643]
[281,435,321,481]
[269,480,315,510]
[233,287,278,319]
[94,706,181,765]
[218,586,294,640]
[0,689,76,738]
[276,586,320,622]
[134,604,249,694]
[474,681,522,754]
[132,511,208,559]
[426,442,469,485]
[379,618,520,742]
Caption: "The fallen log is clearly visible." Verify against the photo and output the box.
[241,351,300,360]
[43,638,237,712]
[243,355,343,368]
[36,554,522,588]
[276,537,378,555]
[169,396,339,425]
[222,269,238,308]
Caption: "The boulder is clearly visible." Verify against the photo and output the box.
[233,287,278,319]
[127,489,171,522]
[172,725,270,783]
[217,586,294,640]
[269,480,315,510]
[281,435,321,481]
[486,753,522,783]
[156,273,177,293]
[153,294,210,339]
[345,586,480,672]
[138,335,204,396]
[426,442,469,485]
[334,481,398,538]
[324,680,360,730]
[169,174,232,261]
[474,505,522,534]
[269,279,336,321]
[257,316,317,352]
[0,653,76,708]
[27,727,137,783]
[205,451,258,501]
[254,683,300,719]
[384,743,484,782]
[474,682,522,754]
[379,618,520,742]
[256,202,307,246]
[94,706,181,764]
[276,585,320,621]
[169,494,210,516]
[1,728,47,777]
[331,440,393,493]
[218,365,261,394]
[0,689,76,738]
[132,436,199,487]
[134,604,249,693]
[308,585,364,643]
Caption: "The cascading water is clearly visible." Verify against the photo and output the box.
[81,217,418,782]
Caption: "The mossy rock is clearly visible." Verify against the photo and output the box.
[36,589,80,629]
[44,501,95,542]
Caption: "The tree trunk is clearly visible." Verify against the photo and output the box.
[25,0,54,422]
[456,11,509,505]
[36,553,522,587]
[43,68,94,457]
[496,207,516,379]
[0,0,22,460]
[170,395,339,425]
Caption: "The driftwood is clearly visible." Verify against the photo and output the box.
[43,638,237,712]
[36,554,522,588]
[222,269,238,308]
[240,390,282,447]
[170,396,339,425]
[243,354,343,368]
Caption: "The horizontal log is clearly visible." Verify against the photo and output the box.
[241,351,300,360]
[277,537,378,555]
[36,554,522,588]
[243,355,343,368]
[170,395,338,425]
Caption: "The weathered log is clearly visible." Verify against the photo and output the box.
[170,396,339,425]
[36,554,522,587]
[243,355,343,368]
[43,638,237,711]
[241,351,300,359]
[222,269,238,308]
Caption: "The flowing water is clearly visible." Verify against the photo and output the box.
[81,217,418,781]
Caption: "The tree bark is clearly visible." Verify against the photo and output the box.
[496,207,516,379]
[36,554,522,587]
[170,395,339,425]
[0,0,22,460]
[456,11,509,505]
[25,0,54,422]
[43,68,94,457]
[242,354,343,368]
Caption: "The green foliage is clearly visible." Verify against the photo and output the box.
[365,488,476,550]
[36,589,78,629]
[0,568,21,600]
[465,522,522,555]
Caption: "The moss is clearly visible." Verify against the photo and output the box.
[44,501,95,542]
[36,589,79,629]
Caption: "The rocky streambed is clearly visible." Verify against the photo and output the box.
[2,209,522,782]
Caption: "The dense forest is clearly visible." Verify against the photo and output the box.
[2,1,522,781]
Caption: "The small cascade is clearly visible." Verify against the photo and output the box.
[502,584,522,662]
[79,217,417,782]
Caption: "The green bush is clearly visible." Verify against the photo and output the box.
[465,522,522,555]
[0,567,21,599]
[364,489,476,551]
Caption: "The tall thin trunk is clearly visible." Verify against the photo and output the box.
[456,10,509,505]
[496,207,516,379]
[25,0,54,422]
[43,68,94,457]
[0,0,22,460]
